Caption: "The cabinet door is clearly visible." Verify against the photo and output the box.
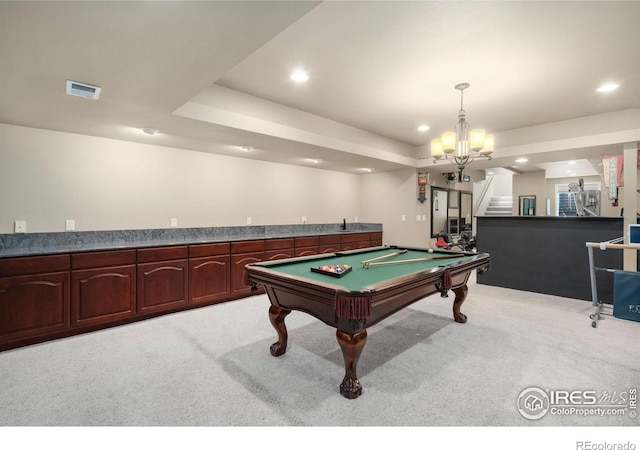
[295,247,318,257]
[71,265,136,327]
[0,272,70,343]
[318,245,341,254]
[231,253,264,296]
[265,249,294,261]
[189,255,230,305]
[137,260,189,314]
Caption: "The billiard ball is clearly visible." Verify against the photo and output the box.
[428,248,434,253]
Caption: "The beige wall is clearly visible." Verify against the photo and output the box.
[0,124,363,233]
[3,123,637,247]
[512,170,546,216]
[359,169,431,247]
[0,123,435,247]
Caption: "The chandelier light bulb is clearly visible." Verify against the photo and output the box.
[431,139,444,159]
[442,132,456,154]
[470,129,486,152]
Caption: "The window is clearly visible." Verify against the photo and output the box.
[555,182,601,216]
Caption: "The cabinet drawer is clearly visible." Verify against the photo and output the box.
[319,234,341,245]
[137,246,188,263]
[265,238,295,250]
[295,236,319,248]
[231,240,265,254]
[0,254,70,277]
[189,242,230,258]
[341,233,367,244]
[72,249,136,270]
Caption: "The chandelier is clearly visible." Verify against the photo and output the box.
[431,83,493,174]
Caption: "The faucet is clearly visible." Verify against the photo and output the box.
[342,218,347,231]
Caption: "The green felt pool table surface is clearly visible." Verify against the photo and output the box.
[253,246,478,292]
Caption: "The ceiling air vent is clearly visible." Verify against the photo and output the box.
[66,80,101,100]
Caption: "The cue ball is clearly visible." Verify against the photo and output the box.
[428,249,434,253]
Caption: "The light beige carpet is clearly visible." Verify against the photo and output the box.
[1,274,637,436]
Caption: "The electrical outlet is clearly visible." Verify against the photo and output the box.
[247,217,252,225]
[354,217,359,222]
[401,215,406,222]
[14,220,26,233]
[170,218,178,227]
[302,216,307,224]
[65,219,75,231]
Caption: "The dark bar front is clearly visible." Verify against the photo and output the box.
[476,216,624,302]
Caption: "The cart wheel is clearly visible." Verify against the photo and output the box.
[592,321,597,328]
[590,314,595,319]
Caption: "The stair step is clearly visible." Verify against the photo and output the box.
[485,195,513,216]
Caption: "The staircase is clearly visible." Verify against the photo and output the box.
[485,196,513,216]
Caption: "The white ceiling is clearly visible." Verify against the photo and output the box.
[1,1,639,177]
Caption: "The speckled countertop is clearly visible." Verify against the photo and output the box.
[0,223,382,258]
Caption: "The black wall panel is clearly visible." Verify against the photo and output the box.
[476,216,624,302]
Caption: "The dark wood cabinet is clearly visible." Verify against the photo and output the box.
[0,231,380,351]
[71,250,136,327]
[295,236,319,257]
[188,243,230,305]
[265,238,294,261]
[341,232,371,250]
[319,234,342,254]
[137,246,189,315]
[231,240,265,296]
[0,255,70,347]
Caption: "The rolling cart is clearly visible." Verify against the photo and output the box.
[586,238,640,328]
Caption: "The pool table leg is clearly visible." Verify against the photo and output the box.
[269,305,291,357]
[452,285,468,323]
[336,328,367,399]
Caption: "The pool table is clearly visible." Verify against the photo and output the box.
[244,246,490,399]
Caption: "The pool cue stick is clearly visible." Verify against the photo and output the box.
[365,254,464,268]
[361,249,407,266]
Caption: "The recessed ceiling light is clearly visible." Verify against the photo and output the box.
[567,161,576,165]
[141,127,159,135]
[358,168,372,173]
[290,69,309,83]
[417,124,430,132]
[240,145,253,152]
[515,157,528,163]
[596,82,619,93]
